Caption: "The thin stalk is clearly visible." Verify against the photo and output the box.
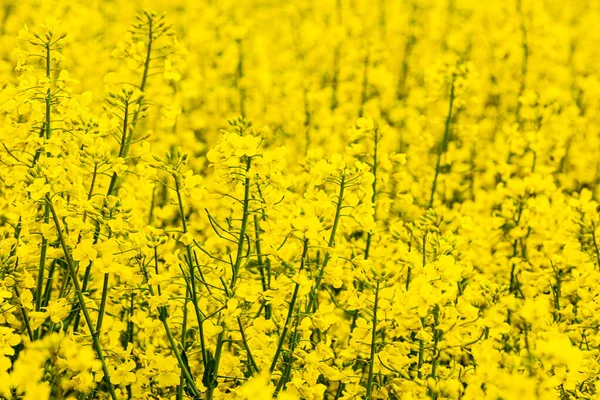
[429,74,456,209]
[269,240,308,374]
[422,232,428,267]
[95,274,110,332]
[231,157,252,289]
[77,162,99,294]
[33,42,53,338]
[14,287,34,341]
[148,185,156,225]
[8,220,33,341]
[254,213,271,319]
[552,265,562,322]
[364,127,379,259]
[430,307,441,380]
[140,247,200,397]
[406,236,415,290]
[76,102,130,329]
[358,52,370,118]
[104,12,153,196]
[273,312,301,397]
[207,158,253,399]
[303,87,312,153]
[46,195,118,400]
[30,126,46,167]
[160,313,201,398]
[93,226,113,334]
[366,281,380,399]
[417,334,424,379]
[238,317,259,373]
[45,42,51,139]
[41,260,57,308]
[346,129,379,377]
[138,16,153,94]
[106,101,130,197]
[415,232,429,379]
[331,44,341,111]
[236,39,246,118]
[397,2,417,100]
[307,173,346,312]
[88,97,133,333]
[34,203,49,335]
[508,203,523,294]
[176,253,187,398]
[174,173,208,368]
[514,0,528,123]
[207,329,225,400]
[127,291,135,345]
[334,383,344,400]
[592,225,600,269]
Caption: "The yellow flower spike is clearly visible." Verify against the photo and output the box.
[2,1,600,398]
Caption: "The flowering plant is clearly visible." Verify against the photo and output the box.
[0,2,599,400]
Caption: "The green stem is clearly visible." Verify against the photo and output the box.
[231,157,252,289]
[515,0,528,123]
[106,101,130,197]
[46,194,118,400]
[88,98,132,334]
[346,131,380,383]
[331,44,341,111]
[77,102,130,312]
[237,317,259,373]
[207,328,225,400]
[358,52,369,118]
[303,88,312,153]
[105,13,153,196]
[207,158,253,399]
[422,232,428,267]
[45,42,51,139]
[96,273,110,332]
[273,312,301,397]
[127,291,135,345]
[34,42,53,338]
[308,173,345,312]
[148,185,156,225]
[236,39,246,118]
[34,203,49,330]
[30,126,46,167]
[141,247,198,397]
[591,225,600,269]
[139,16,153,94]
[364,127,379,259]
[14,287,34,341]
[397,3,416,100]
[366,281,380,399]
[9,220,33,341]
[160,312,201,398]
[417,336,424,379]
[253,213,271,319]
[269,240,308,374]
[553,270,562,322]
[41,260,57,308]
[429,74,456,209]
[430,307,441,379]
[76,163,99,297]
[174,174,208,369]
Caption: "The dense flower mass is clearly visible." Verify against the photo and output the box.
[0,0,598,399]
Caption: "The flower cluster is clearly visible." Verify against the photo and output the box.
[1,2,600,400]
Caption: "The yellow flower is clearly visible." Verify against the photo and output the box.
[109,360,136,385]
[26,178,50,201]
[72,239,97,268]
